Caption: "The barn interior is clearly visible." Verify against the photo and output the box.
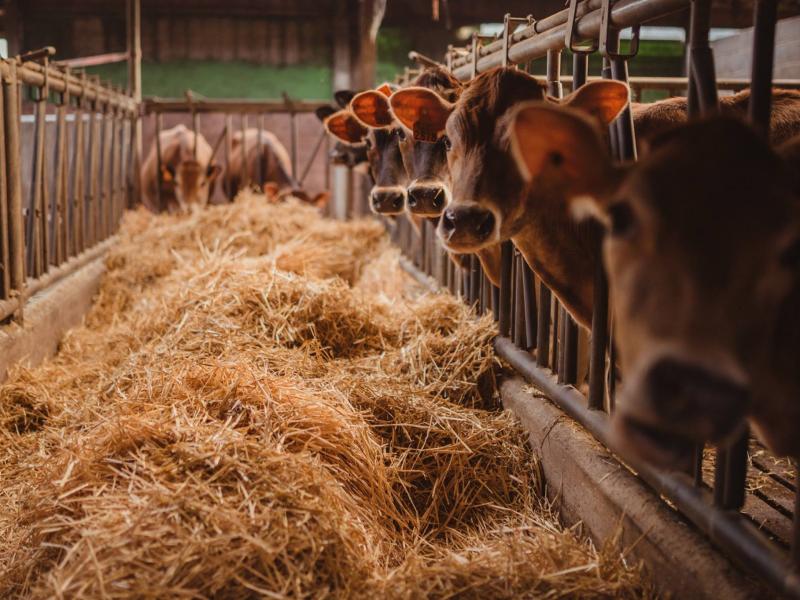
[0,0,799,598]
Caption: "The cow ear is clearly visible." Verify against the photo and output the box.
[334,90,356,108]
[562,80,630,126]
[315,105,337,122]
[324,110,368,145]
[389,87,454,142]
[509,102,618,222]
[351,90,394,128]
[375,82,396,97]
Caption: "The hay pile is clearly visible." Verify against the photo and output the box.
[0,192,652,598]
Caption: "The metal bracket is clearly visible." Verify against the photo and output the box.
[502,13,535,68]
[565,0,598,54]
[599,0,640,59]
[471,32,496,79]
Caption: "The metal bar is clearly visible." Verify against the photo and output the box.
[290,112,298,178]
[522,264,537,351]
[154,113,163,212]
[30,95,46,277]
[793,466,799,569]
[0,73,9,299]
[299,128,327,186]
[748,0,778,136]
[224,114,233,199]
[469,254,480,308]
[240,113,248,189]
[552,300,561,374]
[57,51,130,69]
[572,54,589,89]
[563,312,578,384]
[3,66,24,298]
[713,429,749,510]
[499,241,513,336]
[257,114,265,187]
[72,102,85,255]
[513,256,525,347]
[192,110,200,160]
[143,98,328,114]
[536,281,552,369]
[450,0,689,80]
[588,239,609,411]
[87,110,100,246]
[101,108,113,240]
[686,0,718,117]
[54,102,68,266]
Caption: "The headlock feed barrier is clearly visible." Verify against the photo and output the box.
[343,0,800,596]
[0,47,137,325]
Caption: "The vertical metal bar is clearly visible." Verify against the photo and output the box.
[127,0,143,210]
[88,109,100,246]
[154,112,163,212]
[110,107,121,232]
[102,107,113,240]
[72,98,85,254]
[687,0,718,117]
[557,307,567,383]
[713,430,749,510]
[0,74,9,299]
[257,113,266,188]
[606,31,637,161]
[192,110,200,160]
[290,112,298,178]
[514,253,527,348]
[4,66,25,301]
[748,0,778,136]
[54,101,68,265]
[537,281,552,369]
[224,114,233,199]
[240,113,248,189]
[522,265,537,351]
[552,301,561,374]
[469,254,480,308]
[572,53,588,90]
[563,314,579,385]
[499,241,513,337]
[30,92,47,277]
[491,283,500,322]
[546,49,563,97]
[588,238,609,411]
[793,466,800,568]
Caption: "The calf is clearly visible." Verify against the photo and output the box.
[141,124,221,214]
[228,128,329,206]
[511,104,800,464]
[315,90,368,168]
[632,88,800,147]
[400,67,628,325]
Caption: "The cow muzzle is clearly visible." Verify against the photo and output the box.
[407,183,446,216]
[612,356,750,471]
[370,187,406,215]
[438,204,495,251]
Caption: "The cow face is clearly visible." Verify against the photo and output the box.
[163,160,221,212]
[316,105,369,168]
[350,85,409,216]
[513,106,800,464]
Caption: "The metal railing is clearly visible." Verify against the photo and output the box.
[143,97,331,204]
[0,51,138,323]
[375,0,800,596]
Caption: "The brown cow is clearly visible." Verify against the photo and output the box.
[511,105,800,464]
[228,128,329,206]
[141,124,221,214]
[632,88,800,147]
[399,67,628,325]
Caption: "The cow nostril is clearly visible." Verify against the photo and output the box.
[392,195,404,209]
[432,189,444,209]
[407,194,417,207]
[442,209,456,232]
[476,211,495,239]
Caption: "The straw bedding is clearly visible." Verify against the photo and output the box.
[0,192,653,598]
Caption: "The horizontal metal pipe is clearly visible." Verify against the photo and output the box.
[528,74,800,91]
[56,51,129,68]
[452,0,690,80]
[144,98,328,114]
[495,336,800,599]
[0,60,136,112]
[0,238,115,322]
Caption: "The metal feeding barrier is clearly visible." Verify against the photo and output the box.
[0,51,137,324]
[143,97,332,206]
[372,0,800,596]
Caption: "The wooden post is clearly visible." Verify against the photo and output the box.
[0,75,10,299]
[127,0,142,208]
[4,64,25,303]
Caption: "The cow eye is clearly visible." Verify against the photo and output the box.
[364,138,373,149]
[394,128,406,141]
[608,201,636,237]
[442,135,452,151]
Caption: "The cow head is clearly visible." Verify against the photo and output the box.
[512,105,800,464]
[316,99,368,168]
[350,83,410,216]
[162,160,221,212]
[389,67,463,217]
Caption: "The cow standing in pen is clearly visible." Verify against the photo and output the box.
[510,104,800,466]
[141,124,222,214]
[228,128,329,206]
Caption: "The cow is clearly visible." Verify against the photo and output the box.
[398,67,629,326]
[315,90,369,168]
[389,66,503,284]
[227,128,329,206]
[141,124,221,214]
[510,104,800,465]
[632,88,800,148]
